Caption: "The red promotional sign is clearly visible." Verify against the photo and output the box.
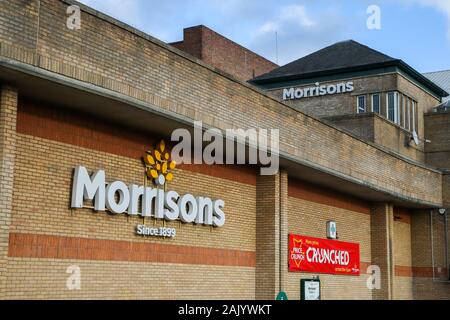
[289,234,360,276]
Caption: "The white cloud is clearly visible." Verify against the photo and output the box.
[251,4,345,65]
[408,0,450,40]
[257,5,316,35]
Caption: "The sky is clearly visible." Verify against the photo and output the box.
[78,0,450,73]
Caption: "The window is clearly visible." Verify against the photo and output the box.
[372,94,380,114]
[406,99,410,131]
[387,92,399,124]
[401,95,407,128]
[357,95,366,113]
[411,101,416,133]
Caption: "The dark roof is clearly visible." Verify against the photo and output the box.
[252,40,395,81]
[250,40,448,98]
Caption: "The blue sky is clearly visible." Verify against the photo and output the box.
[79,0,450,73]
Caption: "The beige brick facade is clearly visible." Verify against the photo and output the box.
[0,86,17,299]
[286,192,373,300]
[0,0,442,206]
[0,0,449,300]
[425,111,450,170]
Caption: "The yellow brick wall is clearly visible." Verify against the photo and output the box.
[0,86,18,298]
[6,133,257,299]
[12,134,256,250]
[1,0,449,300]
[393,220,413,300]
[6,259,254,300]
[286,196,373,300]
[0,0,443,206]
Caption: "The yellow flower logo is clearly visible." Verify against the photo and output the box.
[143,140,176,186]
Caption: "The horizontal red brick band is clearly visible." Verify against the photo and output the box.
[8,233,256,267]
[288,178,371,215]
[360,262,371,271]
[16,99,257,186]
[395,265,447,278]
[358,264,441,278]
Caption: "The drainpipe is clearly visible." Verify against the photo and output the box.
[430,210,435,280]
[430,209,450,283]
[445,210,449,280]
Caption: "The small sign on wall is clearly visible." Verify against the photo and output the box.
[326,220,337,239]
[301,279,321,300]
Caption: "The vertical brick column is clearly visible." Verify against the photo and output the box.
[255,173,280,299]
[443,173,450,208]
[370,203,395,300]
[255,170,288,299]
[279,171,288,294]
[0,85,18,298]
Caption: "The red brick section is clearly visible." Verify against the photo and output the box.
[288,178,371,215]
[17,98,257,186]
[170,25,278,81]
[360,262,371,270]
[8,233,256,267]
[395,265,447,278]
[12,232,430,277]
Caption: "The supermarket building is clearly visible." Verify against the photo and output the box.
[0,0,450,300]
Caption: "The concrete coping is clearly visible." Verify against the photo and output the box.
[7,0,444,176]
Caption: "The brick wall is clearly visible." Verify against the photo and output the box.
[4,97,449,299]
[267,72,439,161]
[5,98,258,299]
[443,174,450,208]
[255,173,281,299]
[287,179,373,300]
[424,111,450,170]
[410,211,450,300]
[267,73,404,117]
[0,0,443,206]
[326,113,424,162]
[0,0,449,300]
[370,203,395,299]
[0,86,18,298]
[170,25,278,81]
[393,209,413,299]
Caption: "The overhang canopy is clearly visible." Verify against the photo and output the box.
[0,57,442,209]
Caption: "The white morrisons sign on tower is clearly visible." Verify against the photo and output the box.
[283,81,354,100]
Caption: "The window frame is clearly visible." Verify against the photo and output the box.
[406,98,411,131]
[371,93,381,114]
[401,95,407,128]
[386,91,399,124]
[357,95,367,114]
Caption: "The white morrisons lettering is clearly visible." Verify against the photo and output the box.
[71,166,225,227]
[282,81,354,100]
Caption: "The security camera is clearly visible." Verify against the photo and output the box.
[438,208,446,215]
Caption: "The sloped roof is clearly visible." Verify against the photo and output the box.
[252,40,396,81]
[424,69,450,102]
[250,40,448,98]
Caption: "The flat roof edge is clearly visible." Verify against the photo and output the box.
[0,57,443,208]
[251,60,449,98]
